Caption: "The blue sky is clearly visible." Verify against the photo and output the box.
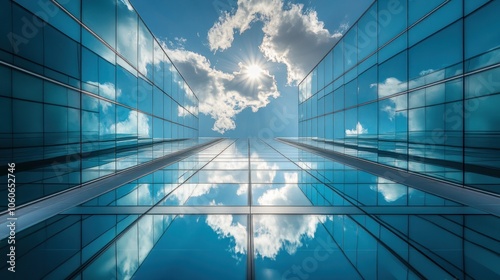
[130,0,373,137]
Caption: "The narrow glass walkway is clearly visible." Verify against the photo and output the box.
[0,139,498,279]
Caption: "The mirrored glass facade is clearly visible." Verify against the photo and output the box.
[298,0,500,194]
[1,139,499,279]
[1,1,499,279]
[0,0,199,209]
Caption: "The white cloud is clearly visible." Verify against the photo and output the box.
[419,69,435,76]
[167,47,279,134]
[370,178,413,203]
[253,215,326,259]
[118,0,134,11]
[205,215,248,255]
[371,77,407,97]
[110,110,150,137]
[256,172,304,205]
[240,155,279,194]
[208,0,346,84]
[205,214,327,260]
[208,0,281,51]
[345,121,367,136]
[260,3,344,84]
[115,1,284,134]
[380,94,407,121]
[87,81,122,100]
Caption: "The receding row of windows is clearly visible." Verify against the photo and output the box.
[299,0,499,104]
[0,0,199,120]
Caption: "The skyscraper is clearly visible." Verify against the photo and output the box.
[1,0,499,279]
[296,0,500,194]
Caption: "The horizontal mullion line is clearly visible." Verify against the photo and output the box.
[62,205,485,215]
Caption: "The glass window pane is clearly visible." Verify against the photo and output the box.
[358,66,377,104]
[44,25,80,78]
[49,3,81,42]
[153,41,164,87]
[358,4,377,61]
[99,57,116,100]
[325,51,333,85]
[408,0,462,46]
[344,25,358,70]
[14,99,43,133]
[12,5,43,64]
[0,65,11,97]
[56,0,81,19]
[99,99,115,140]
[378,0,407,47]
[409,21,462,86]
[378,33,406,63]
[13,70,43,102]
[45,104,68,133]
[117,0,138,67]
[0,97,12,136]
[44,81,68,106]
[138,78,153,114]
[115,106,137,137]
[345,108,358,139]
[153,86,163,117]
[117,65,138,108]
[465,0,500,62]
[334,86,344,112]
[333,40,344,79]
[318,60,325,90]
[82,47,99,94]
[378,51,407,97]
[0,0,12,52]
[82,29,115,64]
[138,20,153,80]
[345,78,357,108]
[408,0,445,25]
[465,66,500,99]
[82,0,116,48]
[358,103,377,137]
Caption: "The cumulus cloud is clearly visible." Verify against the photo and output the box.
[205,215,247,256]
[208,0,281,51]
[110,111,150,137]
[167,47,279,134]
[115,0,282,133]
[208,0,345,84]
[256,172,309,205]
[345,121,367,136]
[253,215,326,259]
[87,81,122,100]
[240,155,279,194]
[371,77,407,97]
[204,214,327,260]
[370,178,413,203]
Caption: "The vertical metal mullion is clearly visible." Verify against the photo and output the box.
[246,138,255,280]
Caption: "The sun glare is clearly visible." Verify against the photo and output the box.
[246,64,263,80]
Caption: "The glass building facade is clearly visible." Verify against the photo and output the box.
[1,139,499,279]
[0,0,199,209]
[297,0,500,195]
[1,0,499,279]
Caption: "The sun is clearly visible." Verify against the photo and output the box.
[245,64,263,80]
